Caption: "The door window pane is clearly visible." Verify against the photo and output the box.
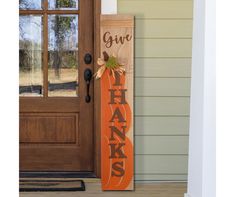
[19,15,43,96]
[49,0,79,10]
[19,0,43,10]
[48,15,78,97]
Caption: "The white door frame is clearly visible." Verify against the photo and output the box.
[185,0,215,196]
[101,0,117,14]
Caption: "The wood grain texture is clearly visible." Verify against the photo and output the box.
[94,0,101,178]
[20,98,80,112]
[20,113,79,144]
[20,0,94,172]
[78,0,94,173]
[100,15,134,190]
[20,146,85,171]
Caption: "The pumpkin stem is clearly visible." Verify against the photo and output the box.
[103,51,109,61]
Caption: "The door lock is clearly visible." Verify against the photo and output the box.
[84,68,92,103]
[84,53,92,64]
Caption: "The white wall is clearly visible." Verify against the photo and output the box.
[101,0,117,14]
[186,0,215,196]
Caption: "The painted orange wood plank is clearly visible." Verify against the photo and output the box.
[99,15,134,191]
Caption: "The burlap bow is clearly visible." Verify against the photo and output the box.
[94,52,125,79]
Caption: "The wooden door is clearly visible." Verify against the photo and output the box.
[19,0,94,172]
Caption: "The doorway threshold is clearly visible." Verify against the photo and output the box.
[20,171,96,178]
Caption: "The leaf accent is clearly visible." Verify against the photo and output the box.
[94,52,125,79]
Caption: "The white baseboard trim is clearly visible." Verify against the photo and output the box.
[184,194,191,197]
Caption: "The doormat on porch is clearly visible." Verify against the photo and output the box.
[20,179,85,192]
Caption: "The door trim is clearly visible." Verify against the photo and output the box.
[20,171,96,178]
[93,0,101,178]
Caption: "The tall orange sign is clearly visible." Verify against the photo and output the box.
[99,15,134,191]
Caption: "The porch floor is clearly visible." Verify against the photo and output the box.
[20,179,187,197]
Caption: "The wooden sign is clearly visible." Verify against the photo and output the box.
[99,15,134,191]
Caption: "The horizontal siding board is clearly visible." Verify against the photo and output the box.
[135,155,188,174]
[135,117,189,135]
[136,19,193,38]
[118,0,193,19]
[135,174,187,181]
[135,136,189,154]
[135,78,191,96]
[135,39,192,58]
[135,97,190,116]
[135,58,192,77]
[119,0,191,181]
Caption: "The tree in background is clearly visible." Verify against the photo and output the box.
[50,0,77,78]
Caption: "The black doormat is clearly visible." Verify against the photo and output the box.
[20,179,85,192]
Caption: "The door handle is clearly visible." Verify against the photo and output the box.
[84,68,92,103]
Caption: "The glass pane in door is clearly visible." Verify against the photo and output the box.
[48,15,79,97]
[19,15,43,96]
[19,0,43,10]
[49,0,79,10]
